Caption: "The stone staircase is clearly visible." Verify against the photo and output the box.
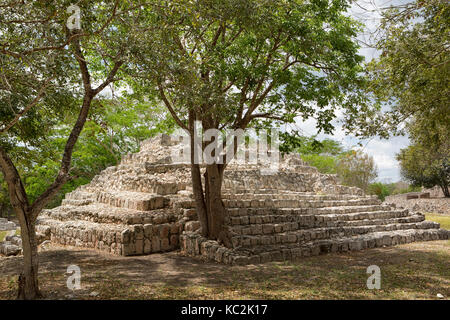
[36,134,449,264]
[181,187,447,265]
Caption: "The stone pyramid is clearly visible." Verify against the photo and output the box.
[37,134,449,264]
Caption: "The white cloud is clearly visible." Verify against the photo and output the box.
[285,1,413,182]
[292,113,409,182]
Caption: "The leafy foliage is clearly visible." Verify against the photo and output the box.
[361,0,449,140]
[128,0,369,134]
[280,132,377,191]
[368,182,393,202]
[397,141,449,197]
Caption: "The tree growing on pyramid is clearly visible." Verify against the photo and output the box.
[128,0,373,246]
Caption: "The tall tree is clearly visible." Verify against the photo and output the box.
[360,0,449,195]
[359,0,449,139]
[128,0,370,245]
[397,140,449,197]
[336,150,378,192]
[0,0,127,299]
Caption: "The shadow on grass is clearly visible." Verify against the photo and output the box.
[0,240,449,299]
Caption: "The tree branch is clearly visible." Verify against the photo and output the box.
[0,77,54,134]
[157,81,188,130]
[92,59,124,95]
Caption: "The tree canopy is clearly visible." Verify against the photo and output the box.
[362,0,449,139]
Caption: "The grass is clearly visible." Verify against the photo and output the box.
[0,229,20,242]
[426,214,450,230]
[0,240,449,300]
[0,214,448,300]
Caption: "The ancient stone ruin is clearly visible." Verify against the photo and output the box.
[0,218,16,231]
[37,134,449,265]
[0,218,21,256]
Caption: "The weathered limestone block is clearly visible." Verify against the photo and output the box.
[151,236,161,252]
[185,221,201,232]
[0,242,21,256]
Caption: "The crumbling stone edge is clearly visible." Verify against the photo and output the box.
[180,229,450,266]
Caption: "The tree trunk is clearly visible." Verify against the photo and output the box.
[440,184,450,198]
[16,215,41,299]
[191,162,208,237]
[187,114,232,247]
[204,164,232,247]
[188,144,232,246]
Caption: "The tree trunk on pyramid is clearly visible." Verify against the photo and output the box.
[204,164,231,247]
[135,0,371,248]
[188,114,231,247]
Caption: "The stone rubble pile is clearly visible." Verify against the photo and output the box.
[0,234,21,256]
[0,218,16,231]
[0,228,50,257]
[37,134,449,264]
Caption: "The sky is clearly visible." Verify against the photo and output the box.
[293,0,412,183]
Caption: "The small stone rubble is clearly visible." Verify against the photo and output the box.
[0,218,16,231]
[36,134,449,264]
[0,234,21,256]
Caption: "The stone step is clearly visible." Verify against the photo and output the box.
[223,198,381,209]
[229,220,440,248]
[231,228,450,264]
[38,217,125,255]
[0,219,17,231]
[181,228,450,265]
[41,202,180,225]
[92,174,187,195]
[38,216,182,256]
[65,190,97,201]
[227,204,394,218]
[61,198,95,206]
[224,164,320,174]
[229,209,412,228]
[169,199,388,212]
[222,192,376,201]
[230,214,425,236]
[144,163,191,173]
[95,191,170,211]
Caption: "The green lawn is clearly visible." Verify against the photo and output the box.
[0,229,20,242]
[426,214,450,230]
[1,240,449,300]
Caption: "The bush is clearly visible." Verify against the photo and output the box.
[368,182,392,201]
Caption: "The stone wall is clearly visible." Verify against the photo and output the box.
[180,227,449,265]
[384,195,450,215]
[40,219,184,256]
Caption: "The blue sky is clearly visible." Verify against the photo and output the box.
[294,0,412,182]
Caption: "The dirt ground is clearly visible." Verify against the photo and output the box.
[1,239,449,300]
